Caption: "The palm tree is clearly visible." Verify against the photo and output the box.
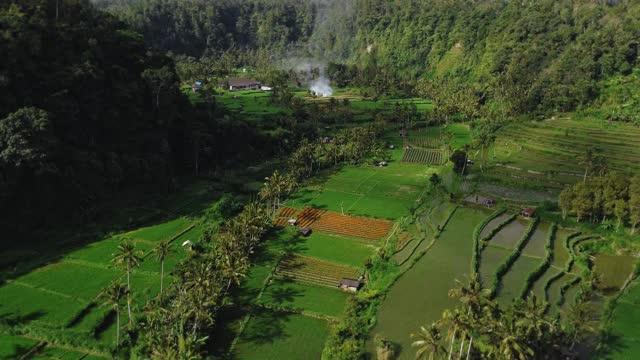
[152,240,172,294]
[411,324,445,360]
[112,239,143,325]
[100,282,126,350]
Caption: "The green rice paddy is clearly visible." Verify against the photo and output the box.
[369,207,488,359]
[257,279,350,318]
[232,310,330,360]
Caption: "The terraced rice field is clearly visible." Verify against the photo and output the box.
[478,246,511,288]
[489,118,640,187]
[479,213,512,239]
[401,148,445,165]
[275,255,361,288]
[311,211,393,240]
[521,223,548,258]
[496,255,544,306]
[486,217,527,249]
[369,207,488,359]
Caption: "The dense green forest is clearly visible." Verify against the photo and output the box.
[96,0,640,116]
[0,0,280,234]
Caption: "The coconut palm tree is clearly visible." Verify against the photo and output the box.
[112,239,143,325]
[100,282,126,349]
[152,240,172,294]
[411,324,445,360]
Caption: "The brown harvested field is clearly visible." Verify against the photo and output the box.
[296,208,327,228]
[274,217,292,227]
[278,206,300,218]
[275,254,361,288]
[311,211,393,240]
[274,206,302,227]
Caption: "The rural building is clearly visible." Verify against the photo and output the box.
[299,227,312,237]
[521,208,536,218]
[339,278,362,292]
[228,78,261,91]
[260,85,272,91]
[464,194,495,208]
[192,81,203,92]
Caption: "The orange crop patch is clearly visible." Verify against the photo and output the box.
[277,206,299,218]
[296,208,326,228]
[311,211,393,240]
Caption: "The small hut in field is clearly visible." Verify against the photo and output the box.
[339,278,362,292]
[520,208,536,218]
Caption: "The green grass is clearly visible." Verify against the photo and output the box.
[127,217,193,243]
[257,278,350,318]
[369,207,488,359]
[296,232,374,268]
[286,160,430,220]
[606,300,640,359]
[233,310,329,360]
[34,345,101,359]
[0,283,84,325]
[0,334,39,359]
[17,262,119,302]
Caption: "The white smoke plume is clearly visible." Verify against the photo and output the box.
[310,76,333,97]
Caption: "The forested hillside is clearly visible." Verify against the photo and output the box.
[96,0,640,116]
[0,0,270,234]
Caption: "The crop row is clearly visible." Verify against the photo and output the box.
[312,211,393,240]
[276,255,361,288]
[519,224,557,300]
[296,208,326,228]
[405,137,444,149]
[278,207,299,218]
[489,217,539,299]
[402,149,445,165]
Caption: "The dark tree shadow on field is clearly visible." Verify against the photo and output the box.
[241,307,292,345]
[205,305,246,359]
[0,309,45,327]
[265,278,304,308]
[593,329,627,359]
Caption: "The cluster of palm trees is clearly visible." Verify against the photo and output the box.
[100,239,173,350]
[288,123,387,179]
[411,275,598,359]
[134,200,271,357]
[98,124,388,356]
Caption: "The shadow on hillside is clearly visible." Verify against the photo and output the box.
[0,161,284,284]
